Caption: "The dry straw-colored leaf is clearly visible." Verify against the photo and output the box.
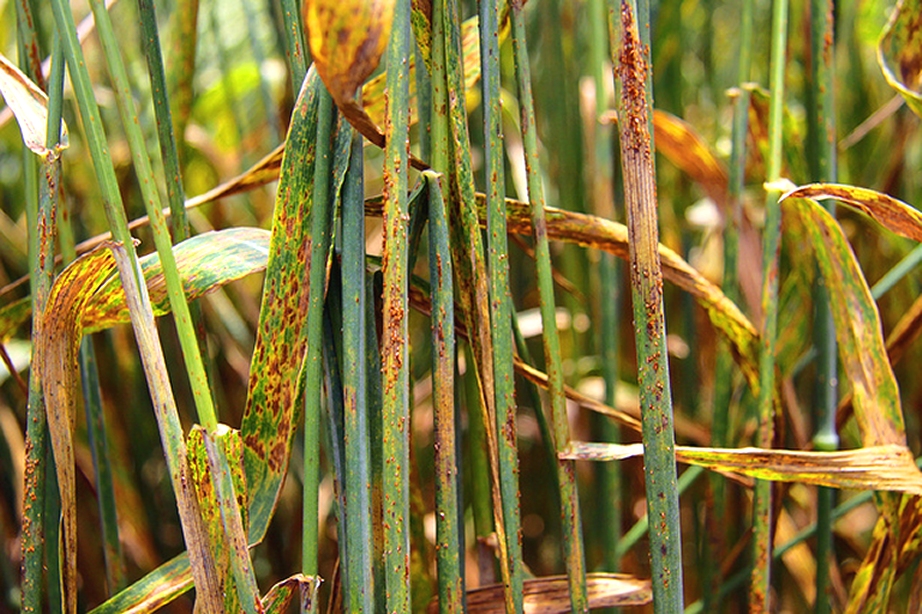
[561,442,922,494]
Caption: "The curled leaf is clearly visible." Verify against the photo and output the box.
[0,51,68,156]
[780,183,922,243]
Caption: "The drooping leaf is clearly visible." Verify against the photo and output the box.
[262,574,321,612]
[781,188,914,612]
[0,51,68,156]
[781,195,906,446]
[878,0,922,118]
[38,246,117,614]
[304,0,393,151]
[604,109,728,207]
[88,553,193,613]
[2,228,269,340]
[561,442,922,494]
[305,0,393,102]
[781,183,922,243]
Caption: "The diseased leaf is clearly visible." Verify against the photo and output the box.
[305,0,393,103]
[0,51,68,156]
[2,228,269,339]
[240,67,352,543]
[262,574,321,612]
[878,0,922,118]
[561,443,922,494]
[781,183,922,243]
[187,425,256,612]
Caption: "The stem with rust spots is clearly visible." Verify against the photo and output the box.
[613,2,684,611]
[381,0,412,609]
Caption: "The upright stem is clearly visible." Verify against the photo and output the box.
[341,130,374,612]
[612,2,684,611]
[19,26,60,614]
[301,86,336,577]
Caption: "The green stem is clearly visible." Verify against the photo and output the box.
[136,0,190,240]
[611,2,684,611]
[510,3,588,611]
[591,0,622,580]
[806,2,838,612]
[279,0,308,91]
[20,30,59,614]
[709,1,752,608]
[301,85,336,576]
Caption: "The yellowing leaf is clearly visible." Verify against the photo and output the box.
[305,0,393,151]
[0,51,68,156]
[83,228,269,333]
[561,442,922,494]
[878,0,922,119]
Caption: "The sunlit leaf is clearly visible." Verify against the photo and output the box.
[0,51,68,156]
[878,0,922,118]
[449,573,651,613]
[83,228,269,333]
[305,0,393,102]
[781,183,922,243]
[561,442,922,494]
